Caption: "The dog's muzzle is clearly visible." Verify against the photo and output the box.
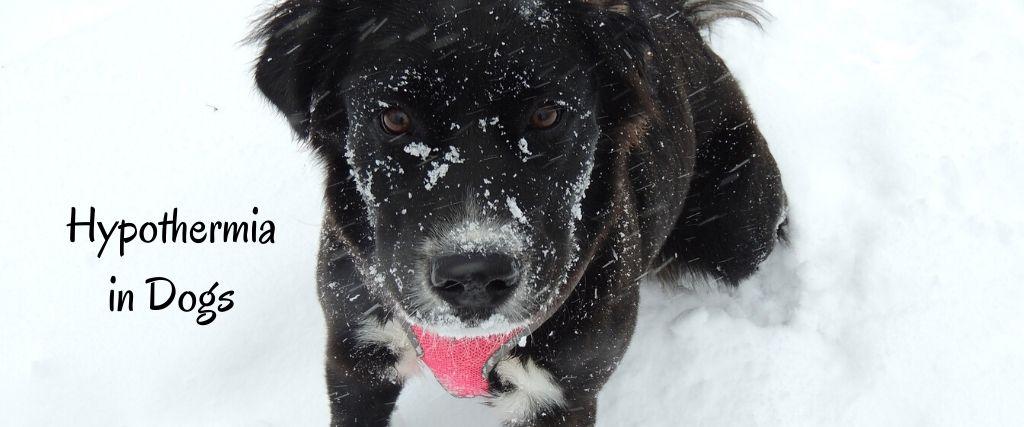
[402,218,565,398]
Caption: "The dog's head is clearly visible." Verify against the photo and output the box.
[253,0,654,332]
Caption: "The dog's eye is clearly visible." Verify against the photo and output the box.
[381,107,411,135]
[529,102,562,130]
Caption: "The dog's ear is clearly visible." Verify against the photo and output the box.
[576,0,650,73]
[251,1,350,139]
[574,0,655,114]
[572,0,656,134]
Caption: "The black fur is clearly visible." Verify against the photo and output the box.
[252,0,785,425]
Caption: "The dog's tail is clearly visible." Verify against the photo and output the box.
[680,0,769,29]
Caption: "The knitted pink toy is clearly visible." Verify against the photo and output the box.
[411,325,524,397]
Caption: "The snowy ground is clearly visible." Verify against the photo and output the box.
[2,1,1023,426]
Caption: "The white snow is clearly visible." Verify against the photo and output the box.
[403,141,432,160]
[516,137,533,161]
[443,146,465,164]
[506,196,527,225]
[2,1,1024,426]
[407,314,528,339]
[424,162,449,190]
[478,116,500,132]
[445,221,526,254]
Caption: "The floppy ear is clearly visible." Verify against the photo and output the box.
[573,0,656,122]
[251,0,348,139]
[252,1,378,252]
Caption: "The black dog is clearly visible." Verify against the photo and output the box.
[252,0,786,425]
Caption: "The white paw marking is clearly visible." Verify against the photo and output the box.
[492,357,566,423]
[356,318,420,381]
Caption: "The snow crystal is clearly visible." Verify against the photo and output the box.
[569,158,595,222]
[517,0,552,24]
[445,221,527,255]
[405,312,527,338]
[344,124,378,228]
[424,162,449,190]
[404,142,432,160]
[444,146,465,164]
[506,197,527,225]
[478,116,500,132]
[516,138,532,162]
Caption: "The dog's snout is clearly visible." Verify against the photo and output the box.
[430,253,519,310]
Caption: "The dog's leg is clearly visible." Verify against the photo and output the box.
[497,283,639,426]
[658,44,788,285]
[321,301,408,426]
[319,242,409,426]
[495,241,642,427]
[529,399,599,427]
[324,334,404,426]
[490,144,646,427]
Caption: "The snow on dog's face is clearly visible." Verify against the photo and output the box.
[253,0,652,332]
[340,5,600,330]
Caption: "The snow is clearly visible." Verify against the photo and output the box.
[443,146,465,164]
[424,162,450,190]
[2,1,1024,426]
[403,141,433,160]
[506,196,528,225]
[517,137,533,161]
[478,116,501,132]
[408,314,527,339]
[446,221,526,254]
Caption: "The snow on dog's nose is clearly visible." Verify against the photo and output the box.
[429,253,520,312]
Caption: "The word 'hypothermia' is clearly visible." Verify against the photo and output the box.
[109,276,235,325]
[68,207,275,258]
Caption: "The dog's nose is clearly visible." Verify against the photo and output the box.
[430,253,520,310]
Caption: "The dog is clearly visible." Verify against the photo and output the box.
[251,0,786,425]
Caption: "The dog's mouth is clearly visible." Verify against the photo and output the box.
[409,324,526,397]
[387,215,586,397]
[394,256,579,397]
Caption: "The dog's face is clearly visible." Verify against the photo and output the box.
[344,5,601,330]
[255,0,650,332]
